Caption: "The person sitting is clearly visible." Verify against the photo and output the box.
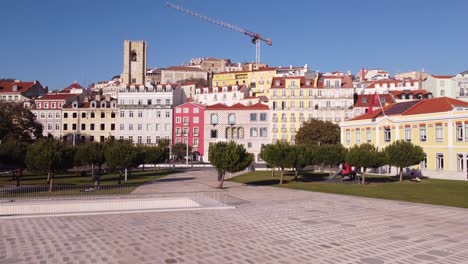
[410,172,421,182]
[339,162,356,181]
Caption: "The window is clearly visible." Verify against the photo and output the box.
[193,117,199,124]
[193,108,199,113]
[90,124,95,131]
[90,112,95,118]
[176,117,181,124]
[81,124,86,131]
[72,123,77,130]
[435,125,443,142]
[183,127,188,136]
[120,111,124,118]
[250,128,258,137]
[384,128,391,142]
[183,108,189,113]
[165,111,170,118]
[120,124,124,130]
[63,124,68,130]
[175,108,181,113]
[81,112,86,118]
[156,111,161,118]
[44,103,49,109]
[193,127,199,136]
[404,127,411,142]
[100,124,105,130]
[55,124,59,130]
[129,111,134,118]
[37,102,42,109]
[366,129,371,143]
[420,126,427,142]
[166,99,171,106]
[176,127,181,136]
[239,128,244,139]
[183,117,189,125]
[247,142,252,148]
[436,153,444,169]
[101,112,105,118]
[210,114,218,125]
[193,137,199,147]
[137,136,142,144]
[356,130,361,145]
[129,124,133,130]
[111,112,116,118]
[147,136,151,144]
[138,111,142,118]
[138,124,142,130]
[56,113,60,119]
[260,127,268,137]
[457,154,464,171]
[147,99,152,105]
[228,113,236,125]
[260,113,267,121]
[210,129,218,138]
[456,124,463,141]
[40,113,45,119]
[47,124,52,131]
[420,157,427,169]
[250,113,257,121]
[73,113,77,118]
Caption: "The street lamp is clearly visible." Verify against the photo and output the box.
[184,121,189,167]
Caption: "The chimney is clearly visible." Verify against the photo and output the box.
[95,94,101,101]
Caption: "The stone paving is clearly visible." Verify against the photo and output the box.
[1,168,468,264]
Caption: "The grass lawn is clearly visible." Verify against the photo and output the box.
[230,171,468,208]
[0,169,172,198]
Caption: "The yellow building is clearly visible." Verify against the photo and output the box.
[212,68,277,96]
[340,97,468,181]
[62,95,118,143]
[270,75,354,143]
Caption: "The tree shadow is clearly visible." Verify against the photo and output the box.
[153,177,195,183]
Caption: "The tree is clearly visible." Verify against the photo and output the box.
[345,143,385,185]
[0,102,43,142]
[260,142,295,185]
[384,140,426,182]
[172,142,192,161]
[295,119,340,146]
[25,138,75,192]
[0,138,29,186]
[209,141,253,189]
[75,143,106,176]
[289,145,309,181]
[145,146,169,175]
[104,140,137,184]
[317,144,346,175]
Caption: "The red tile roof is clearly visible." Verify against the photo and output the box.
[0,81,36,94]
[351,97,468,120]
[390,89,431,96]
[206,102,269,110]
[36,93,77,101]
[432,75,453,79]
[63,82,83,90]
[366,79,418,88]
[354,94,395,107]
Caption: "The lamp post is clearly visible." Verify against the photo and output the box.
[184,122,189,167]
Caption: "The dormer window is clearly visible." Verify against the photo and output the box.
[381,97,386,103]
[37,102,42,109]
[73,102,78,108]
[91,102,96,108]
[362,98,367,103]
[306,80,311,86]
[275,80,280,86]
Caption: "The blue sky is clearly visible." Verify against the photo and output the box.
[1,0,467,90]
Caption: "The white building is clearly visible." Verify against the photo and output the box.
[117,83,185,145]
[194,85,250,106]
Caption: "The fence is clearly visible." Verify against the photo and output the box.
[0,185,232,217]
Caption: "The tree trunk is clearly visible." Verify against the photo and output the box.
[271,167,275,178]
[47,172,51,184]
[218,172,225,189]
[118,170,122,184]
[48,171,54,192]
[294,168,298,181]
[280,167,284,184]
[361,168,366,185]
[91,164,95,178]
[16,175,20,187]
[399,167,403,182]
[329,165,333,176]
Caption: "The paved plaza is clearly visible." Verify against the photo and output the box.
[1,168,468,264]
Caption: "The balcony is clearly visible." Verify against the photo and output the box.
[281,128,287,133]
[290,118,296,122]
[272,117,278,122]
[273,128,278,133]
[281,118,287,122]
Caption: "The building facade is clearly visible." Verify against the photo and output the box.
[0,80,47,103]
[62,95,118,143]
[423,75,455,99]
[269,74,354,143]
[194,85,250,106]
[122,40,147,85]
[340,97,468,181]
[117,83,185,145]
[172,102,205,161]
[204,103,270,163]
[160,66,208,84]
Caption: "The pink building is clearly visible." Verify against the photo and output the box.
[172,102,206,161]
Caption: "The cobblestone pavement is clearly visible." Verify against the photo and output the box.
[1,168,468,264]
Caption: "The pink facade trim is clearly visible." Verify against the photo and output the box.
[172,102,205,159]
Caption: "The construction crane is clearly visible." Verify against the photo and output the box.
[166,2,272,68]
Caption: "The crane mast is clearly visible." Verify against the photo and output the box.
[166,2,272,67]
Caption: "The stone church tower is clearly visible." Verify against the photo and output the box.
[122,40,147,85]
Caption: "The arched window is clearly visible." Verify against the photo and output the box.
[131,52,137,61]
[226,127,232,139]
[210,114,218,125]
[228,113,236,125]
[238,128,244,139]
